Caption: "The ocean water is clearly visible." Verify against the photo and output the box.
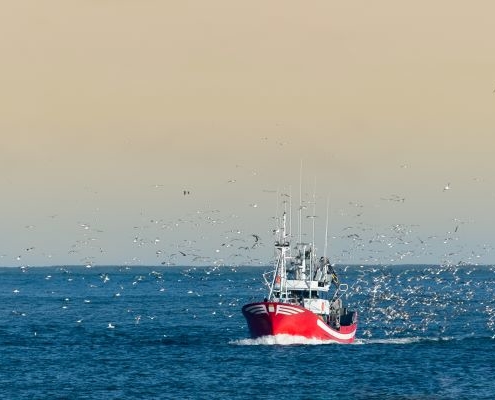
[0,264,494,399]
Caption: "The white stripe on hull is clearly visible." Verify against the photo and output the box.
[316,319,356,341]
[276,305,305,315]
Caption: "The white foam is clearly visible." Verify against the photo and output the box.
[353,337,421,345]
[231,334,340,346]
[354,336,454,345]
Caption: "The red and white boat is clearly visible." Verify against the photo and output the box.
[242,211,357,343]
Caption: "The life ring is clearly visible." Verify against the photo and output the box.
[275,275,281,284]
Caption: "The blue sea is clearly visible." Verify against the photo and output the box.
[1,264,494,399]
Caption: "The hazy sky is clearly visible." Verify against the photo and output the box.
[1,1,495,267]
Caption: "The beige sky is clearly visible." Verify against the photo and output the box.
[1,1,495,266]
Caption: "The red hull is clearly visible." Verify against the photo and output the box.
[242,302,357,343]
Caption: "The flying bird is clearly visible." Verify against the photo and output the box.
[251,234,261,249]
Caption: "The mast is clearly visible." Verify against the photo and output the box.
[280,211,286,300]
[309,177,316,300]
[269,211,289,301]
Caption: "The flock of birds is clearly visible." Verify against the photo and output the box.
[1,147,493,270]
[5,263,495,341]
[350,264,495,341]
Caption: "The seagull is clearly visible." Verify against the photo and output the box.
[108,323,115,329]
[251,234,261,249]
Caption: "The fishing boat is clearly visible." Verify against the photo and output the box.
[242,211,358,343]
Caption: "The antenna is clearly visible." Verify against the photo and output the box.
[312,177,316,251]
[289,185,292,239]
[299,160,303,245]
[275,187,280,231]
[324,196,329,258]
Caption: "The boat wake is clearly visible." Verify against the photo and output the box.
[231,334,340,346]
[232,335,486,346]
[354,336,463,345]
